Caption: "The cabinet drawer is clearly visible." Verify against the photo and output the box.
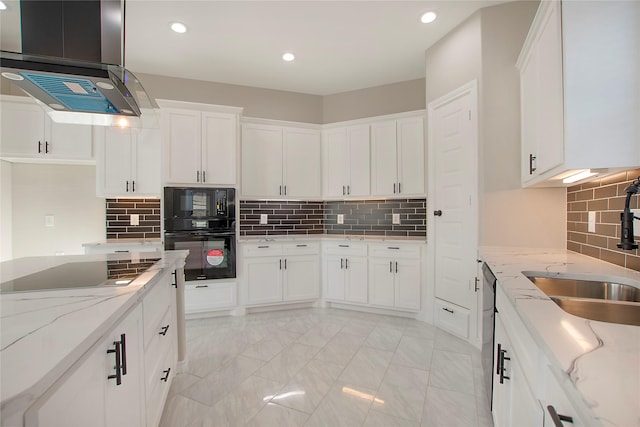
[283,242,319,255]
[323,242,368,256]
[369,244,420,259]
[434,299,469,339]
[144,309,174,395]
[185,281,236,313]
[142,274,172,348]
[145,341,176,427]
[242,243,283,257]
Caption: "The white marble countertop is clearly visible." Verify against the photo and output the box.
[480,247,640,427]
[0,250,187,425]
[238,233,426,243]
[82,238,162,247]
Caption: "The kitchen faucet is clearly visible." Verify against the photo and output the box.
[617,176,640,250]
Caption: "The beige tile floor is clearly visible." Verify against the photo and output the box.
[160,308,494,427]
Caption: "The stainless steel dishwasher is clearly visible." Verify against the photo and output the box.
[481,261,497,411]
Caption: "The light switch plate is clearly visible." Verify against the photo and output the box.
[130,214,140,226]
[337,214,344,224]
[392,213,400,224]
[260,214,268,224]
[45,215,54,227]
[588,211,596,233]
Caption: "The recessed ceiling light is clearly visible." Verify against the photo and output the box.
[0,2,7,11]
[170,22,187,34]
[282,52,295,62]
[420,11,437,24]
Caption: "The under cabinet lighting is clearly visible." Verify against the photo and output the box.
[562,169,598,184]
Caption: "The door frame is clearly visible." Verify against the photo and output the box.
[425,80,480,347]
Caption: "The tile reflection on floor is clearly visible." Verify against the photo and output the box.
[160,308,494,427]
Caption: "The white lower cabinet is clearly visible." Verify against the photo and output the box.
[243,242,320,306]
[27,305,145,427]
[323,243,368,304]
[492,312,542,427]
[368,244,421,311]
[25,269,178,427]
[434,299,470,339]
[185,280,237,314]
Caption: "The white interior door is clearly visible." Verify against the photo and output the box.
[428,82,478,312]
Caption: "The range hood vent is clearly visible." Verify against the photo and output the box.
[0,0,156,127]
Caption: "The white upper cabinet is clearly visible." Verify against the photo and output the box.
[95,126,161,198]
[241,121,321,199]
[322,124,370,198]
[370,115,425,197]
[0,95,93,162]
[518,0,640,186]
[159,100,241,186]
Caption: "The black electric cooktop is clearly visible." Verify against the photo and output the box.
[0,258,160,293]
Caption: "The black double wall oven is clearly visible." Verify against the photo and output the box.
[164,187,236,281]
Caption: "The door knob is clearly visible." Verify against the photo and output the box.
[434,210,443,216]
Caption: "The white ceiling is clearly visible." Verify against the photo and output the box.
[1,0,505,96]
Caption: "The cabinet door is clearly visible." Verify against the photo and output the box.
[29,345,107,427]
[283,127,321,198]
[520,49,539,183]
[368,257,395,307]
[533,0,564,175]
[241,125,283,198]
[46,119,93,160]
[202,111,237,185]
[492,314,512,427]
[163,109,202,184]
[0,100,45,158]
[323,128,348,197]
[370,120,398,196]
[283,255,319,301]
[394,258,421,310]
[396,116,425,196]
[104,305,145,427]
[344,256,368,304]
[346,125,370,197]
[245,256,283,304]
[96,127,133,196]
[132,128,161,197]
[324,254,346,300]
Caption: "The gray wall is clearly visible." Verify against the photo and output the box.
[322,79,425,123]
[0,161,12,261]
[10,164,105,258]
[425,1,566,248]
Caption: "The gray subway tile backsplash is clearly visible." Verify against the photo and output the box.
[240,198,427,238]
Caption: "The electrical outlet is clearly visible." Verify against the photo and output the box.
[260,214,268,224]
[633,209,640,230]
[392,213,400,224]
[337,214,344,224]
[588,211,596,233]
[130,214,139,226]
[45,215,54,227]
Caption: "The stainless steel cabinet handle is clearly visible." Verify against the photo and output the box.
[547,405,574,426]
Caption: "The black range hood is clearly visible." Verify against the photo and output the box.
[0,0,155,127]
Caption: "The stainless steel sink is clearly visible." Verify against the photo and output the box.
[524,274,640,326]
